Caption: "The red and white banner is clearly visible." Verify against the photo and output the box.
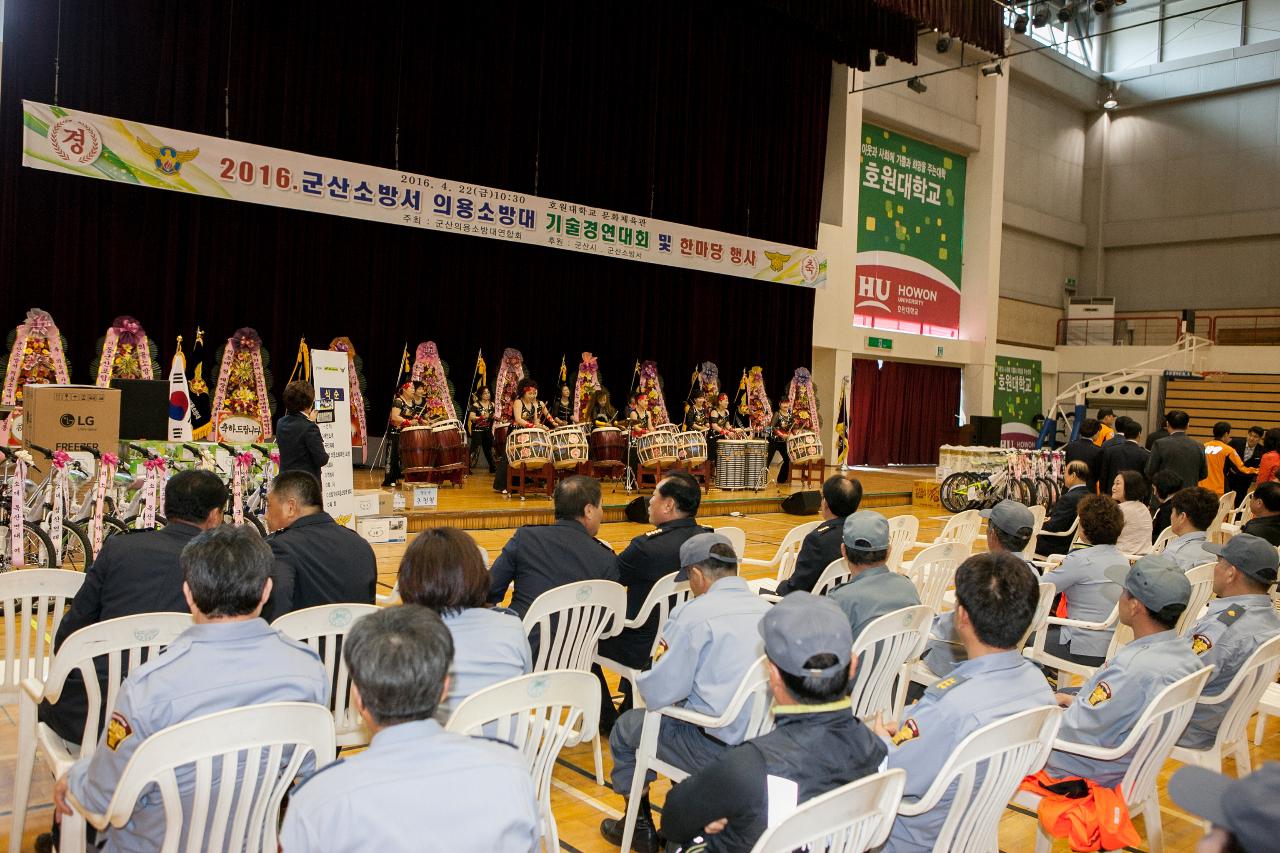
[852,253,961,338]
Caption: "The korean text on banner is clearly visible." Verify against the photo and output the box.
[311,350,356,529]
[994,356,1043,449]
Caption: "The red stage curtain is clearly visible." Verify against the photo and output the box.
[847,358,960,466]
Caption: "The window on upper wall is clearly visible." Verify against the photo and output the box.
[1004,3,1096,69]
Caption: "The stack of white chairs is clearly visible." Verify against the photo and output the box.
[0,568,85,705]
[744,520,821,591]
[886,515,920,574]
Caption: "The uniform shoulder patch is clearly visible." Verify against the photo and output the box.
[1218,607,1244,627]
[105,712,133,751]
[891,718,920,746]
[925,674,969,697]
[1086,681,1112,707]
[653,638,670,663]
[645,528,665,537]
[1192,633,1214,655]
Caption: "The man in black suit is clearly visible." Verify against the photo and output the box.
[1064,418,1103,492]
[38,470,228,743]
[1241,481,1280,545]
[263,470,377,620]
[1098,416,1151,493]
[1227,425,1266,507]
[1036,460,1092,557]
[1145,410,1207,490]
[1145,413,1171,451]
[487,475,619,616]
[773,475,863,595]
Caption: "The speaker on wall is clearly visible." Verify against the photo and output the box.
[109,379,169,440]
[967,415,1003,448]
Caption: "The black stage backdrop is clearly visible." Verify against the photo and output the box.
[0,2,829,429]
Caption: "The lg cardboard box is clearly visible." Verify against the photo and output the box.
[357,515,407,544]
[353,489,392,517]
[22,384,121,476]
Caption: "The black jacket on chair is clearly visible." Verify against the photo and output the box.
[276,412,329,484]
[1037,484,1089,557]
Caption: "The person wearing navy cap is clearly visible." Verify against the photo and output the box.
[1179,532,1280,748]
[659,593,887,852]
[827,510,920,642]
[1168,761,1280,853]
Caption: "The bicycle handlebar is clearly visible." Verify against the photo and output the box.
[83,446,102,460]
[128,443,156,458]
[27,443,53,458]
[182,443,203,456]
[218,442,237,454]
[251,444,272,456]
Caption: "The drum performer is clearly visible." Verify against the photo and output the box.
[494,378,545,493]
[683,391,710,432]
[767,398,796,485]
[382,382,418,488]
[588,389,619,428]
[627,395,655,477]
[550,384,575,426]
[707,393,734,468]
[468,387,496,472]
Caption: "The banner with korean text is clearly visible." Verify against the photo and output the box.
[22,101,826,288]
[854,123,967,337]
[994,356,1043,449]
[311,349,356,530]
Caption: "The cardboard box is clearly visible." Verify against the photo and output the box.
[22,384,122,476]
[353,489,392,517]
[357,514,407,544]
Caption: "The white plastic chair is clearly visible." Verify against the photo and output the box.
[1177,562,1216,636]
[523,579,625,784]
[1252,681,1280,746]
[1014,667,1213,853]
[1150,525,1175,554]
[67,701,336,853]
[1029,516,1081,570]
[748,768,907,853]
[1171,633,1280,775]
[886,515,920,574]
[446,670,598,853]
[0,568,85,704]
[912,509,981,554]
[619,656,775,853]
[376,544,490,606]
[1221,497,1254,538]
[812,558,852,597]
[594,572,692,709]
[847,605,932,721]
[715,524,747,559]
[1020,504,1048,561]
[898,704,1062,853]
[10,612,194,853]
[905,542,967,613]
[1022,602,1121,681]
[271,603,380,747]
[743,519,821,588]
[1209,491,1236,544]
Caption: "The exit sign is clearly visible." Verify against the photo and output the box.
[867,336,893,351]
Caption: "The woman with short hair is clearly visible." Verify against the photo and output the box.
[1111,470,1153,554]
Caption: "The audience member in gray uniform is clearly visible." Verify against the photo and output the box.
[1043,555,1200,786]
[1169,761,1280,853]
[278,605,541,852]
[1180,533,1280,748]
[1041,495,1128,668]
[922,500,1038,680]
[874,552,1055,852]
[1145,410,1207,490]
[1163,486,1219,571]
[53,526,329,853]
[827,511,920,641]
[772,475,863,595]
[660,594,888,852]
[601,533,771,853]
[487,475,618,616]
[264,470,377,620]
[397,527,531,721]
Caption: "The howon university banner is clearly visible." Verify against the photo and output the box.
[854,123,966,337]
[21,101,826,288]
[994,355,1043,449]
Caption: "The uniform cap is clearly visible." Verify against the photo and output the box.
[1204,533,1279,584]
[1169,762,1280,852]
[759,592,852,678]
[1104,554,1191,612]
[980,499,1035,536]
[842,511,889,552]
[679,532,739,570]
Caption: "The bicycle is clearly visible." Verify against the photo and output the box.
[940,449,1065,513]
[0,447,56,571]
[22,444,97,571]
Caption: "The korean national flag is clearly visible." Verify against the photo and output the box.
[168,349,193,441]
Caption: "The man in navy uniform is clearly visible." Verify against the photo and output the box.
[772,474,862,595]
[488,475,618,616]
[52,526,329,852]
[279,605,540,851]
[601,532,770,853]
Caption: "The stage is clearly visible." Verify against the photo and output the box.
[352,464,934,533]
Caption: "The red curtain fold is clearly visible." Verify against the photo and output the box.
[847,358,960,466]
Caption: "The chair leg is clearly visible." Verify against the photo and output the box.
[543,797,559,853]
[1255,711,1268,746]
[9,694,38,853]
[1034,816,1053,853]
[1231,738,1252,776]
[592,732,605,786]
[1143,795,1164,853]
[621,714,660,853]
[59,813,88,853]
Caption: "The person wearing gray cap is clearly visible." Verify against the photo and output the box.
[1168,761,1280,852]
[827,510,920,642]
[1178,532,1280,749]
[601,531,770,853]
[772,475,863,596]
[1039,555,1201,787]
[874,552,1053,852]
[919,499,1040,681]
[658,594,887,852]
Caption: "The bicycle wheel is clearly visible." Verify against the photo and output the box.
[940,472,974,513]
[102,515,130,539]
[43,520,94,572]
[1036,477,1057,509]
[222,513,267,537]
[1020,477,1039,507]
[2,524,56,571]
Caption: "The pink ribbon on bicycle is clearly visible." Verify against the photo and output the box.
[141,456,166,529]
[90,453,119,556]
[10,454,28,566]
[48,450,72,564]
[268,450,280,487]
[231,452,253,526]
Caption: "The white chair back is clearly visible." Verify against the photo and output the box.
[937,509,981,552]
[1210,492,1236,544]
[749,769,907,853]
[522,580,626,672]
[716,525,747,559]
[1115,667,1213,802]
[907,542,967,612]
[848,605,932,721]
[744,520,821,583]
[446,670,599,853]
[271,603,380,746]
[1021,504,1048,560]
[812,558,853,597]
[630,573,693,660]
[1151,526,1175,554]
[76,702,335,853]
[898,705,1062,853]
[1177,563,1216,636]
[0,569,85,703]
[886,515,920,574]
[1177,635,1280,774]
[1020,583,1057,652]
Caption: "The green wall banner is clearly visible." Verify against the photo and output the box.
[854,123,966,337]
[994,355,1043,449]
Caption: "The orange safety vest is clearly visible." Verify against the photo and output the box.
[1019,770,1140,852]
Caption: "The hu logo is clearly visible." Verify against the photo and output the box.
[855,275,892,312]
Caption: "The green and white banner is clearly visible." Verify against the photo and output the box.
[22,101,826,288]
[854,123,966,337]
[994,356,1043,449]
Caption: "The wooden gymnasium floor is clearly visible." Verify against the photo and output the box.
[2,465,1276,851]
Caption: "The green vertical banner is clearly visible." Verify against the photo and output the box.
[994,356,1043,449]
[855,123,967,337]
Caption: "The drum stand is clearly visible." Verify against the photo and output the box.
[622,435,637,494]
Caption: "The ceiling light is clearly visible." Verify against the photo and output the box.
[1058,2,1075,22]
[907,77,928,94]
[1092,0,1112,13]
[1032,4,1051,26]
[874,51,888,67]
[1013,13,1029,33]
[937,35,952,52]
[1102,88,1119,109]
[981,62,1004,77]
